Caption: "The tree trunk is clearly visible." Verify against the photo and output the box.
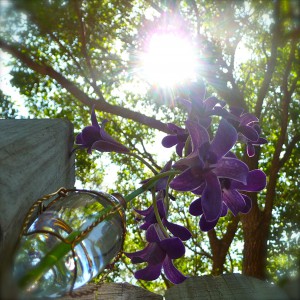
[241,209,269,280]
[208,217,239,275]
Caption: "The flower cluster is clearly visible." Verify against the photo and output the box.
[126,191,191,284]
[164,86,267,232]
[76,84,267,284]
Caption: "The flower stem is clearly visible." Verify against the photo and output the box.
[129,152,158,175]
[124,170,179,202]
[152,189,169,238]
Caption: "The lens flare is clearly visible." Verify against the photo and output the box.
[140,33,197,87]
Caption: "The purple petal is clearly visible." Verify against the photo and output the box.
[252,124,261,135]
[199,116,212,128]
[134,205,153,217]
[81,126,101,145]
[176,142,185,157]
[159,237,185,259]
[189,197,203,216]
[167,123,185,133]
[156,162,173,190]
[92,140,129,153]
[189,82,206,103]
[225,151,237,158]
[210,106,230,118]
[255,137,268,145]
[186,120,210,150]
[146,224,161,243]
[239,125,259,141]
[220,203,228,217]
[230,106,244,117]
[170,167,205,191]
[142,199,166,223]
[125,243,165,265]
[201,172,222,222]
[173,151,203,169]
[240,194,252,213]
[230,169,266,192]
[191,183,205,195]
[90,106,100,128]
[213,157,249,184]
[140,222,151,230]
[199,215,218,231]
[203,96,220,110]
[162,135,178,148]
[135,263,163,281]
[163,219,192,241]
[240,113,258,126]
[75,132,83,144]
[210,119,237,159]
[99,127,128,151]
[163,256,186,284]
[222,189,246,216]
[247,143,255,157]
[176,97,192,113]
[162,160,173,172]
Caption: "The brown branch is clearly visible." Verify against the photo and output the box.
[255,0,281,118]
[22,7,93,88]
[208,215,239,274]
[73,0,103,99]
[184,242,213,259]
[0,38,170,133]
[138,137,162,171]
[279,134,300,169]
[264,43,296,219]
[199,36,246,108]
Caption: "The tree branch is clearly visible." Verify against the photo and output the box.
[73,0,103,99]
[0,38,170,133]
[279,134,300,169]
[264,42,296,219]
[255,0,281,118]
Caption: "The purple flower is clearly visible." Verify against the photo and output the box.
[141,160,173,192]
[161,124,190,157]
[170,119,249,222]
[228,107,267,157]
[135,191,192,240]
[76,106,129,154]
[189,169,266,231]
[177,83,228,127]
[125,223,187,284]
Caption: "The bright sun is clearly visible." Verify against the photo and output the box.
[140,33,197,87]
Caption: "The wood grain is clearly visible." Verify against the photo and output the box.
[0,119,75,299]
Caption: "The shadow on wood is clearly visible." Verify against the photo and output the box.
[164,274,289,300]
[0,119,75,300]
[59,283,163,300]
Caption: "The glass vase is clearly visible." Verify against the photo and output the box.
[13,189,125,298]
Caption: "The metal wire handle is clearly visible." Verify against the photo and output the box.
[18,188,127,297]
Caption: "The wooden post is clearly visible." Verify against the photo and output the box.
[164,274,289,300]
[59,283,163,300]
[0,119,75,300]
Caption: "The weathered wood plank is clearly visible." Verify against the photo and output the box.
[59,282,163,300]
[0,119,75,300]
[164,274,289,300]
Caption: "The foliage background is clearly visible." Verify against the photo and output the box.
[0,0,299,294]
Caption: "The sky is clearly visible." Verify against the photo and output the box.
[0,50,29,117]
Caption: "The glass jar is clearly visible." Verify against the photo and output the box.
[13,189,125,298]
